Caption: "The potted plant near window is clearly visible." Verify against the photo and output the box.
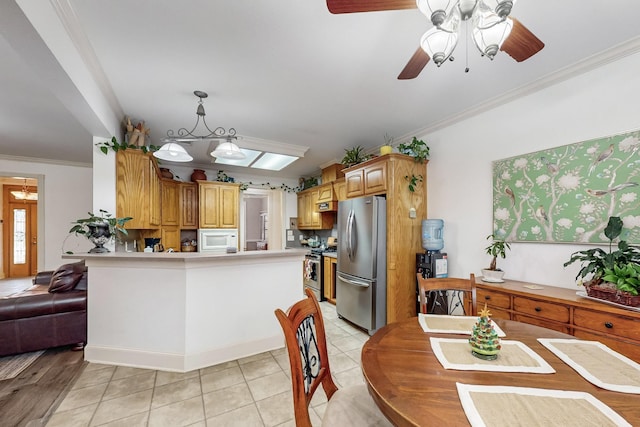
[482,234,511,282]
[564,216,640,306]
[69,209,132,253]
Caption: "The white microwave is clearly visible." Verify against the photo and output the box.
[197,229,238,253]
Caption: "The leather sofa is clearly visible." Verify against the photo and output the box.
[0,261,87,356]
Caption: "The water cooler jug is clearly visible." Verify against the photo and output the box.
[416,219,448,314]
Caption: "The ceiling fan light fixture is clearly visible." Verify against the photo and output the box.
[482,0,515,18]
[153,142,194,162]
[472,14,513,59]
[212,139,246,160]
[421,27,459,66]
[416,0,457,27]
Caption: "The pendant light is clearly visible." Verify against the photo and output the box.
[157,90,245,162]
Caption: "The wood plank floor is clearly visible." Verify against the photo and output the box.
[0,346,86,427]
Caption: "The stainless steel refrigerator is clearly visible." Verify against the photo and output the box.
[337,195,386,335]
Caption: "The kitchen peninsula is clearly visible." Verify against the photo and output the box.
[64,249,306,372]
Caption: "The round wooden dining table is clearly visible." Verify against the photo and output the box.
[361,317,640,426]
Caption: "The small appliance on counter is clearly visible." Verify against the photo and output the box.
[198,229,238,253]
[144,238,163,252]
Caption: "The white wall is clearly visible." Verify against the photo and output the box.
[424,51,640,289]
[0,158,92,272]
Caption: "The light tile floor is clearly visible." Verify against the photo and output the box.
[46,302,370,427]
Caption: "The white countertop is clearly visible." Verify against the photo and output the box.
[322,251,337,259]
[63,248,307,263]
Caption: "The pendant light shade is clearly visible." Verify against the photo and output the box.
[472,12,513,59]
[421,27,459,66]
[153,142,194,162]
[416,0,456,27]
[211,139,246,160]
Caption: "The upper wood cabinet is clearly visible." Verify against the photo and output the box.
[316,182,336,204]
[116,150,161,229]
[333,178,347,202]
[344,160,387,198]
[297,187,334,230]
[180,182,198,229]
[198,181,240,229]
[161,179,179,226]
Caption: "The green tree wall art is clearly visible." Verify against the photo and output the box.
[492,130,640,244]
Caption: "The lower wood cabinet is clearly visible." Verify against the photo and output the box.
[323,256,337,304]
[477,279,640,360]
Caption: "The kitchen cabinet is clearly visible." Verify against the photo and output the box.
[477,279,640,360]
[180,182,198,229]
[333,178,347,202]
[116,150,161,229]
[316,183,336,203]
[342,154,427,323]
[344,160,387,198]
[323,256,337,304]
[161,179,179,226]
[297,187,334,230]
[161,226,181,251]
[198,181,240,229]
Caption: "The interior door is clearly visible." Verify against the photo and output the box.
[3,184,38,277]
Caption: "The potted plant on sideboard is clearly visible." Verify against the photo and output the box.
[564,216,640,306]
[482,234,511,282]
[68,209,132,253]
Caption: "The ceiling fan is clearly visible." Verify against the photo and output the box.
[326,0,544,79]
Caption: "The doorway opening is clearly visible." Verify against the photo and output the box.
[2,177,39,278]
[240,188,285,251]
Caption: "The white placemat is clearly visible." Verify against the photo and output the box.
[430,338,555,373]
[456,382,632,427]
[418,313,506,337]
[538,338,640,394]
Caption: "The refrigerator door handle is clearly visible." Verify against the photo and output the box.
[337,273,370,288]
[347,210,356,261]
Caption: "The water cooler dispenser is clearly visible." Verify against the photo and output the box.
[416,219,448,314]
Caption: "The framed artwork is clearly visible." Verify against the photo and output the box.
[492,129,640,244]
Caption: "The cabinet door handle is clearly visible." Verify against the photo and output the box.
[534,307,542,312]
[604,322,614,329]
[484,295,491,300]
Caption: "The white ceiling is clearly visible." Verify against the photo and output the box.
[1,1,640,179]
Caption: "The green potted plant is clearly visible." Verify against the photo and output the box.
[341,145,373,168]
[398,137,430,162]
[69,209,132,253]
[482,234,511,282]
[564,216,640,306]
[380,133,394,155]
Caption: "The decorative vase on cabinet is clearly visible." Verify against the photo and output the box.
[191,169,207,182]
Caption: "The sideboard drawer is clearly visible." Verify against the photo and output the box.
[487,307,511,320]
[513,297,570,323]
[513,314,570,334]
[477,289,510,309]
[574,308,640,342]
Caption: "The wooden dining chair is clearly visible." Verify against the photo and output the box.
[275,289,392,427]
[416,273,478,316]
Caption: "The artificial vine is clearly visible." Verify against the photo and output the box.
[95,136,160,155]
[405,174,424,192]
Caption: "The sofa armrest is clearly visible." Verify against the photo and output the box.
[33,271,54,285]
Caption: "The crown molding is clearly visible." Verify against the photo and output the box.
[0,153,91,168]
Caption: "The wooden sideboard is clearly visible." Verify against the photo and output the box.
[476,278,640,361]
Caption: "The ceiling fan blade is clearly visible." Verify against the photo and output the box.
[398,47,430,80]
[500,17,545,62]
[327,0,417,14]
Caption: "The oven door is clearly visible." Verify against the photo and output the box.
[303,256,321,300]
